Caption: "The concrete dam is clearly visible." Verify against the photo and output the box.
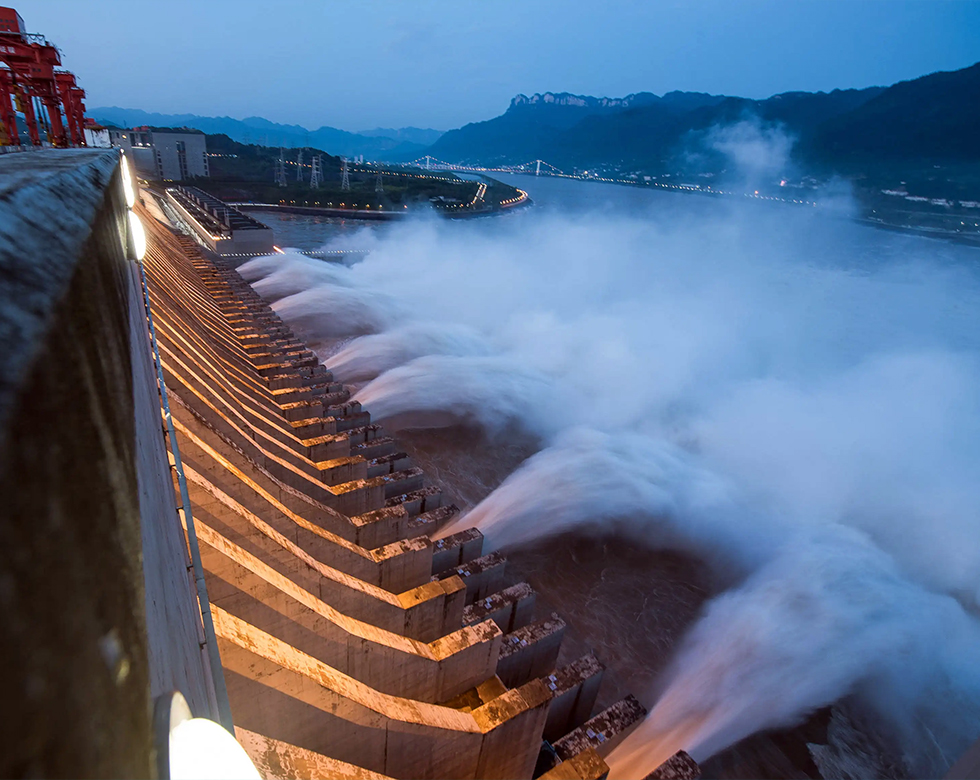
[0,148,702,779]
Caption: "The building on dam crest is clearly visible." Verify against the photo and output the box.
[110,126,210,181]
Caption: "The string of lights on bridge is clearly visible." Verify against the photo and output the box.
[259,151,816,210]
[397,156,818,207]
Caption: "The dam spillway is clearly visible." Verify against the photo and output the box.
[1,149,700,779]
[140,204,635,778]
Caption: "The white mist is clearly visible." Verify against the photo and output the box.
[240,170,980,777]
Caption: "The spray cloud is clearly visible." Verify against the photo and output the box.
[240,135,980,776]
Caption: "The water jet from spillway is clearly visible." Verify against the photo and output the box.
[241,181,980,776]
[603,525,980,779]
[606,716,706,780]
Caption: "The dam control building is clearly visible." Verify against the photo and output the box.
[110,126,210,181]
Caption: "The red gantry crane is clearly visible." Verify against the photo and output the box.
[0,6,87,147]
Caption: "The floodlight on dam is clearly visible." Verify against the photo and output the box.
[128,210,146,261]
[120,153,136,208]
[169,720,261,780]
[156,692,260,780]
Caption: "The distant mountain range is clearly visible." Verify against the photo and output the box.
[425,90,730,167]
[423,62,980,175]
[93,61,980,179]
[357,127,444,146]
[88,107,443,160]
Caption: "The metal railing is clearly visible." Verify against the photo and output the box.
[136,255,234,733]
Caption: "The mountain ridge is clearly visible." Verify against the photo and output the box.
[508,90,725,112]
[358,127,444,145]
[421,63,980,176]
[92,60,980,177]
[88,106,443,160]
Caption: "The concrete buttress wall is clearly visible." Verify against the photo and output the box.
[0,150,216,776]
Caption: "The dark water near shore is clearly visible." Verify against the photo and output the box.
[249,173,980,271]
[244,175,980,779]
[241,208,387,251]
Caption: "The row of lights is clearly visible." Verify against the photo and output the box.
[468,181,487,206]
[120,153,146,260]
[405,157,561,175]
[402,157,819,208]
[351,167,459,183]
[304,249,371,255]
[442,184,527,211]
[499,189,529,206]
[117,161,263,780]
[273,199,396,210]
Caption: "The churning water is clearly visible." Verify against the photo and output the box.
[240,172,980,778]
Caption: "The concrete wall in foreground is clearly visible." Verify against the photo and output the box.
[0,149,217,775]
[128,253,219,720]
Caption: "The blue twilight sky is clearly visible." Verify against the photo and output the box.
[20,0,980,132]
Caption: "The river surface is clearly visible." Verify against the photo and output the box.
[248,172,980,271]
[239,174,980,779]
[240,208,388,250]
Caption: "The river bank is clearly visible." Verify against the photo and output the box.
[500,170,980,247]
[230,189,531,222]
[231,202,405,221]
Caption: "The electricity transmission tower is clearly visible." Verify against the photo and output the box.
[274,148,287,186]
[375,171,384,194]
[296,150,304,182]
[341,157,350,191]
[310,154,322,188]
